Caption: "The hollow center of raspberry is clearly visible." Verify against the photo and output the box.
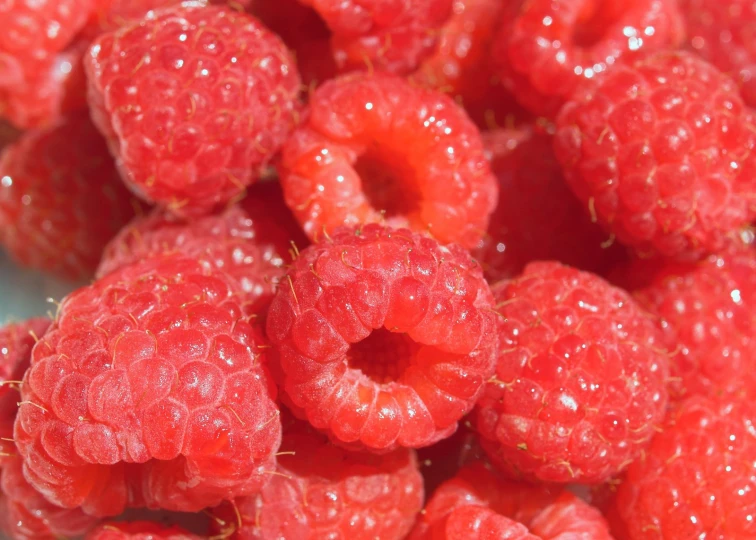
[572,0,625,48]
[347,328,419,384]
[355,146,422,219]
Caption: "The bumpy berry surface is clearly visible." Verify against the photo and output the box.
[681,0,756,107]
[280,72,498,250]
[409,461,613,539]
[211,415,424,539]
[473,126,625,282]
[14,255,281,516]
[633,248,756,400]
[97,182,307,313]
[298,0,452,74]
[265,224,497,451]
[86,521,199,539]
[0,113,137,280]
[614,392,756,538]
[474,262,669,484]
[494,0,684,117]
[85,2,301,216]
[555,50,756,260]
[0,319,49,401]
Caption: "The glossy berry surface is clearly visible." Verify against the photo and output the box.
[265,223,497,452]
[280,72,498,250]
[86,521,199,539]
[555,50,756,260]
[14,255,281,516]
[0,318,49,401]
[85,2,301,215]
[474,262,669,484]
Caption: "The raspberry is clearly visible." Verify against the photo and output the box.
[613,392,756,538]
[14,255,282,516]
[0,319,50,402]
[86,521,199,539]
[210,414,424,539]
[473,125,626,282]
[681,0,756,107]
[493,0,684,117]
[297,0,453,74]
[409,462,613,539]
[555,50,756,260]
[85,2,301,216]
[265,223,497,452]
[633,248,756,400]
[0,113,137,280]
[279,72,498,250]
[473,262,670,484]
[97,182,308,313]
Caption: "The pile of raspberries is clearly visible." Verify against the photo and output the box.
[0,0,754,538]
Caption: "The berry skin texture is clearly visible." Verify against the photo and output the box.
[0,318,50,402]
[614,393,756,538]
[86,521,199,539]
[210,415,424,539]
[473,126,625,283]
[97,182,308,313]
[493,0,684,117]
[85,2,301,216]
[265,224,498,452]
[555,50,756,260]
[474,262,670,484]
[409,461,613,539]
[633,248,756,400]
[298,0,453,74]
[280,72,498,250]
[0,113,137,281]
[13,255,282,516]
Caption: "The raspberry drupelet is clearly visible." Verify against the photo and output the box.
[474,262,670,484]
[613,391,756,538]
[85,2,301,216]
[13,255,282,516]
[0,112,138,281]
[279,72,498,250]
[97,182,308,313]
[409,461,613,539]
[210,414,424,539]
[86,521,199,539]
[493,0,684,117]
[265,224,498,452]
[0,319,50,402]
[555,50,756,260]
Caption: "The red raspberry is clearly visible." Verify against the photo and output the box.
[409,461,613,539]
[474,262,670,484]
[297,0,452,74]
[473,125,626,282]
[613,392,756,538]
[555,50,756,260]
[265,223,498,452]
[493,0,684,117]
[279,72,498,250]
[210,414,423,539]
[14,255,282,516]
[97,182,308,313]
[0,319,50,401]
[632,248,756,400]
[0,113,137,280]
[86,521,199,539]
[85,3,301,216]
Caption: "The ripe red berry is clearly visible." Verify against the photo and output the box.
[265,224,498,452]
[14,255,282,516]
[280,72,498,250]
[85,3,301,216]
[0,319,49,401]
[555,50,756,260]
[210,414,424,539]
[493,0,684,117]
[474,262,670,484]
[86,521,199,539]
[473,125,625,282]
[409,461,613,539]
[97,182,307,313]
[0,113,138,280]
[613,392,756,538]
